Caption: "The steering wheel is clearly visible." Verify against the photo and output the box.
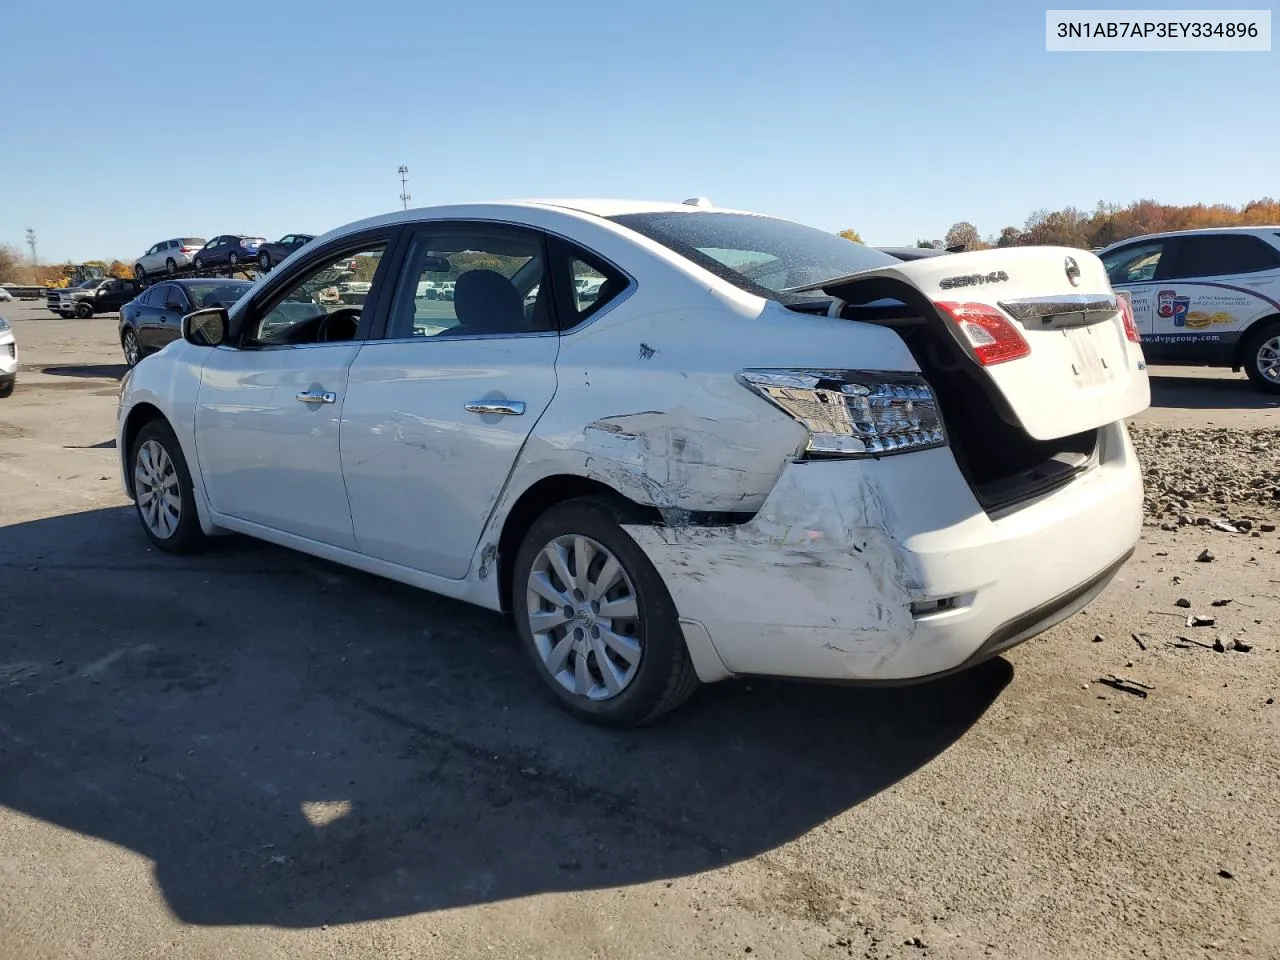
[316,307,362,342]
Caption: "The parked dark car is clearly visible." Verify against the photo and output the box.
[48,278,143,318]
[118,278,254,367]
[191,235,267,271]
[256,234,315,270]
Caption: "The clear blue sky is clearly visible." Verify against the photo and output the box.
[2,0,1276,262]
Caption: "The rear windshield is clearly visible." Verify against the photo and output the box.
[184,281,253,308]
[609,211,898,303]
[183,238,206,246]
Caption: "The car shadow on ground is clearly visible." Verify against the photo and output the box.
[0,506,1010,928]
[41,363,130,381]
[1148,371,1279,411]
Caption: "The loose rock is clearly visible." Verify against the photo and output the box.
[1175,598,1191,608]
[1196,549,1215,563]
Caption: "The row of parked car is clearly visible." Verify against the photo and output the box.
[132,234,315,278]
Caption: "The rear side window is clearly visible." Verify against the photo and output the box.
[1101,241,1166,284]
[609,211,899,303]
[1165,235,1280,279]
[547,236,629,330]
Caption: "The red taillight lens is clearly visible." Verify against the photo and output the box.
[180,246,195,253]
[934,301,1031,366]
[1116,292,1140,343]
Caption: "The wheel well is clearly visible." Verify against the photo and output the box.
[495,476,661,613]
[1234,314,1280,366]
[121,403,166,497]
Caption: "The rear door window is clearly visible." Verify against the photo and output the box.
[1165,234,1280,279]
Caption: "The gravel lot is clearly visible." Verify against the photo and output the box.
[1,300,1278,960]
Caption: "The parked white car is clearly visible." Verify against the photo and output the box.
[134,238,207,279]
[0,315,18,398]
[1098,226,1280,392]
[116,199,1150,725]
[0,287,13,302]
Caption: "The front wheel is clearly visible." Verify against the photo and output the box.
[122,328,140,367]
[134,264,146,280]
[130,419,207,554]
[511,496,699,726]
[1243,320,1280,394]
[75,302,93,318]
[165,258,177,274]
[0,378,13,399]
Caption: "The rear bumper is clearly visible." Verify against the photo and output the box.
[624,421,1142,683]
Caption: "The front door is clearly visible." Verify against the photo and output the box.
[341,223,561,578]
[193,238,396,550]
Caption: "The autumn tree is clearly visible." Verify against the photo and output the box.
[0,244,27,283]
[995,226,1023,247]
[837,228,864,244]
[944,221,983,251]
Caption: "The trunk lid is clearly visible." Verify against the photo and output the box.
[794,247,1151,441]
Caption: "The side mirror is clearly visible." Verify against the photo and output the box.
[182,307,229,347]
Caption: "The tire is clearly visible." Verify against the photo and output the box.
[75,302,93,319]
[0,379,13,399]
[511,496,699,726]
[258,252,271,270]
[165,258,177,275]
[122,328,140,367]
[1243,320,1280,394]
[130,419,207,554]
[228,252,239,268]
[134,264,146,280]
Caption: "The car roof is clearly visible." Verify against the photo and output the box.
[315,198,779,240]
[1099,225,1280,251]
[167,277,254,287]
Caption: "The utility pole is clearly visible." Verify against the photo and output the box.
[398,165,410,210]
[25,228,39,277]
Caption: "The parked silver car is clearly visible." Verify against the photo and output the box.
[134,238,207,279]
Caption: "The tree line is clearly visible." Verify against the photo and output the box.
[841,197,1280,252]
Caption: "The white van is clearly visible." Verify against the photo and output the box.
[1098,227,1280,392]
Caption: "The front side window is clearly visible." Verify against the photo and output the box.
[1101,241,1166,285]
[249,244,387,346]
[609,211,899,303]
[388,226,552,339]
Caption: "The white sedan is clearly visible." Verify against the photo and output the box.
[0,314,16,397]
[116,198,1151,725]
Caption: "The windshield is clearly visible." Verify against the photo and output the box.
[609,211,898,303]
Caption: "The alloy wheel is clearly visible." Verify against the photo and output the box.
[134,439,181,539]
[525,534,643,700]
[123,329,139,367]
[1257,335,1280,384]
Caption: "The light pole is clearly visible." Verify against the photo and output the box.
[398,165,410,210]
[25,228,39,278]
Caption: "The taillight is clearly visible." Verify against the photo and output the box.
[1116,292,1140,343]
[934,301,1031,366]
[180,246,195,253]
[738,369,946,458]
[239,239,249,247]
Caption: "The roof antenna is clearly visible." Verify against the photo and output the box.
[682,197,712,208]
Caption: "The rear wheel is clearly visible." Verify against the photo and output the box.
[122,328,140,367]
[0,378,13,399]
[258,251,271,270]
[511,496,699,726]
[228,252,239,268]
[130,419,206,554]
[1243,320,1280,394]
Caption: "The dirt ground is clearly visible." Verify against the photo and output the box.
[1,301,1278,960]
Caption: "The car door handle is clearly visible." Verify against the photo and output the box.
[464,401,525,416]
[296,390,337,404]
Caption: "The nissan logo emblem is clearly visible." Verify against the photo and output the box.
[1064,256,1081,287]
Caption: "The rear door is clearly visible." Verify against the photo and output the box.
[340,221,560,578]
[806,246,1151,442]
[1149,233,1280,363]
